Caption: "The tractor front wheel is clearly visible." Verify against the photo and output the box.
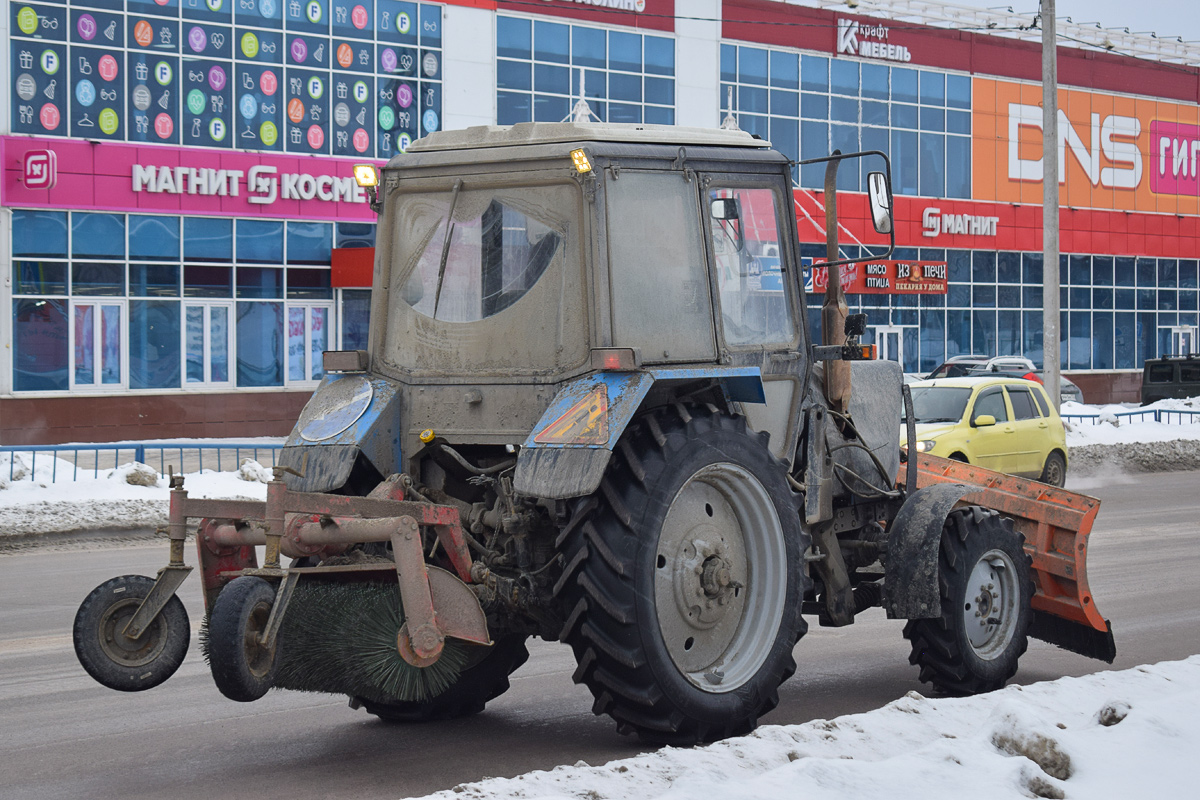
[208,576,280,702]
[903,507,1034,695]
[73,575,190,692]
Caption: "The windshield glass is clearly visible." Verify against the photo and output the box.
[907,386,972,423]
[399,191,563,323]
[381,181,586,376]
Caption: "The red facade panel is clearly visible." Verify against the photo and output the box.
[722,0,1200,104]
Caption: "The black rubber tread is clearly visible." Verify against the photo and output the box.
[555,404,810,745]
[359,635,531,722]
[208,576,279,702]
[1039,451,1067,487]
[73,574,190,692]
[902,506,1034,696]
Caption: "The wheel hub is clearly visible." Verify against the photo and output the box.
[99,600,164,667]
[668,525,742,629]
[700,555,734,597]
[963,551,1019,657]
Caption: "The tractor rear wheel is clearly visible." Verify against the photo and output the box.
[208,576,280,702]
[556,404,808,744]
[358,635,530,722]
[903,507,1033,695]
[73,575,190,692]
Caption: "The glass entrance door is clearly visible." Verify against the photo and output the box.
[872,324,919,373]
[1170,326,1196,355]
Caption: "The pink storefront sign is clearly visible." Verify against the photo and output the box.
[1,136,383,221]
[1149,121,1200,198]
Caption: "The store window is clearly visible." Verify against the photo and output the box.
[721,44,970,197]
[10,210,349,393]
[497,15,675,126]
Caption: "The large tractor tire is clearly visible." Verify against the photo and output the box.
[359,635,531,722]
[556,404,809,745]
[903,506,1034,695]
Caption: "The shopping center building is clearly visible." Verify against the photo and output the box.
[2,0,1198,443]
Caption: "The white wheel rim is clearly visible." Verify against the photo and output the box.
[653,463,787,693]
[962,548,1021,660]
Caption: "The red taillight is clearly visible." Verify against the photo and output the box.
[1023,372,1044,384]
[589,348,640,371]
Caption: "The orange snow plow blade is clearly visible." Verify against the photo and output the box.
[897,453,1115,663]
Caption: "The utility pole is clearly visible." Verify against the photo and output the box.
[1042,0,1062,408]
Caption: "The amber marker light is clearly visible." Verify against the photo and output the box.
[353,164,379,188]
[419,429,436,443]
[570,149,592,174]
[534,385,609,445]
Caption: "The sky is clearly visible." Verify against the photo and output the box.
[953,1,1200,50]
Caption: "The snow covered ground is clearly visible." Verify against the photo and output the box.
[413,657,1200,800]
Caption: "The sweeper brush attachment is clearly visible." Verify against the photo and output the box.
[200,578,473,703]
[272,580,472,703]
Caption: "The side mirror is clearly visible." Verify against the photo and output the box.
[972,414,997,428]
[710,197,744,253]
[867,171,892,235]
[710,198,740,221]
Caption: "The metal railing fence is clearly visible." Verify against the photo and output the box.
[1,443,283,483]
[1061,409,1200,426]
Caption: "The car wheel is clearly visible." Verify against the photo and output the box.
[1039,451,1067,487]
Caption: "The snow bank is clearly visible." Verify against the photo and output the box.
[415,657,1200,800]
[1063,396,1200,474]
[0,461,270,538]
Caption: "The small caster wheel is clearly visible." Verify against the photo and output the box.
[208,576,279,702]
[73,574,190,692]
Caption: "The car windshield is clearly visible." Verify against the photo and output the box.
[906,386,972,423]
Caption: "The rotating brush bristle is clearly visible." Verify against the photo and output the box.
[201,580,469,704]
[276,580,470,703]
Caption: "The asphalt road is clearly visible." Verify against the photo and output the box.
[2,469,1197,800]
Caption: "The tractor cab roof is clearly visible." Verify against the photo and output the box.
[405,122,770,153]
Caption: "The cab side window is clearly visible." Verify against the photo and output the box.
[1006,386,1038,420]
[706,186,795,346]
[973,388,1008,422]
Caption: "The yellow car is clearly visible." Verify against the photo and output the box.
[900,376,1068,486]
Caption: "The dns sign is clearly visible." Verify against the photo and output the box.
[23,150,58,190]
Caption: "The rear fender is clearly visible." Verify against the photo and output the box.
[882,482,977,619]
[512,367,765,500]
